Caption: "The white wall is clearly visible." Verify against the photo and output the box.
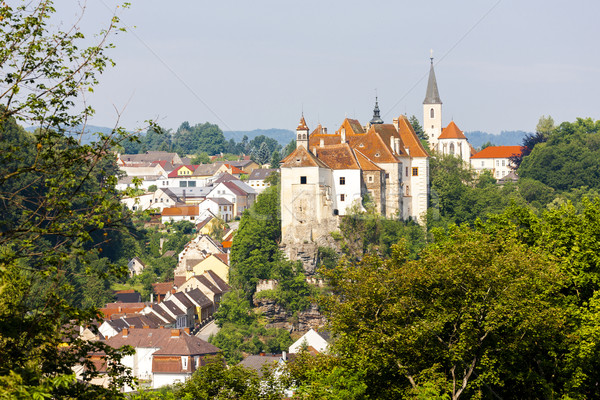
[152,372,191,389]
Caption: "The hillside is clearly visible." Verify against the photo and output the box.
[224,128,295,147]
[465,130,529,149]
[25,124,115,145]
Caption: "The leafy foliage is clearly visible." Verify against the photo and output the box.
[0,1,145,397]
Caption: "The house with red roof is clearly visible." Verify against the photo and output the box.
[471,146,523,179]
[89,327,219,390]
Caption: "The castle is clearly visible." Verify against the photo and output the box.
[279,58,474,267]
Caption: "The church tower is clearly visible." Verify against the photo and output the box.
[296,115,309,149]
[423,55,442,147]
[369,96,384,125]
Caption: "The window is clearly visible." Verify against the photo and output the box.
[300,176,307,184]
[412,167,418,176]
[430,108,435,118]
[179,181,187,187]
[406,185,410,195]
[405,167,409,177]
[367,175,374,183]
[189,181,196,187]
[339,177,345,185]
[502,160,505,167]
[195,356,200,368]
[496,160,500,167]
[182,356,188,370]
[340,194,345,202]
[449,143,455,155]
[481,161,484,167]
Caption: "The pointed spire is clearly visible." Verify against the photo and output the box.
[423,56,442,105]
[297,114,308,131]
[369,96,384,125]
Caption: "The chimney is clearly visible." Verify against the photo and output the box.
[323,127,327,134]
[393,117,399,130]
[341,128,346,143]
[395,138,401,154]
[390,137,395,153]
[122,328,128,337]
[171,329,180,337]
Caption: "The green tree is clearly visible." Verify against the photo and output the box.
[519,118,600,191]
[0,2,145,397]
[321,232,565,399]
[230,184,281,294]
[409,115,427,141]
[175,355,283,399]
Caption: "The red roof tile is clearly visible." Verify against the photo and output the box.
[439,121,467,140]
[471,145,524,159]
[395,115,429,158]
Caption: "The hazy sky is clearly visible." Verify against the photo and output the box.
[57,0,600,134]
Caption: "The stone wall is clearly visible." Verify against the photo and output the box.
[253,297,326,332]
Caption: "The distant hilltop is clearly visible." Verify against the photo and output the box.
[465,130,529,149]
[26,124,529,149]
[223,128,295,147]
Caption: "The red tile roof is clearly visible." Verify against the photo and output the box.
[213,253,229,265]
[297,116,308,131]
[161,205,199,217]
[167,165,198,178]
[395,115,429,158]
[439,121,467,140]
[314,143,360,170]
[471,145,524,159]
[281,145,330,169]
[153,282,175,295]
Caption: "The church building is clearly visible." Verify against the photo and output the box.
[423,57,474,163]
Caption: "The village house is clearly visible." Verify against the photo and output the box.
[247,168,277,194]
[288,328,331,354]
[178,270,231,309]
[470,145,523,179]
[127,257,146,277]
[90,327,219,390]
[207,180,257,216]
[185,253,229,283]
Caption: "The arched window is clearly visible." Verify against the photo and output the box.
[449,143,455,155]
[430,108,435,118]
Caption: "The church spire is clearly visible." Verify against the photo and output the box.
[423,57,442,105]
[369,96,384,125]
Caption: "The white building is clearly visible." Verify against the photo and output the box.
[470,146,523,179]
[288,328,331,354]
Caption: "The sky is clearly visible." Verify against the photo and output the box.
[53,0,600,135]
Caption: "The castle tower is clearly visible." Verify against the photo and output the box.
[296,115,309,149]
[423,56,442,147]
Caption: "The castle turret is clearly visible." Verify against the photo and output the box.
[296,115,309,149]
[423,55,442,147]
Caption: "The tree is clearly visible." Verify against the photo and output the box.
[509,115,554,169]
[175,355,283,399]
[230,184,281,294]
[0,2,145,397]
[409,115,427,141]
[518,118,600,191]
[321,231,566,399]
